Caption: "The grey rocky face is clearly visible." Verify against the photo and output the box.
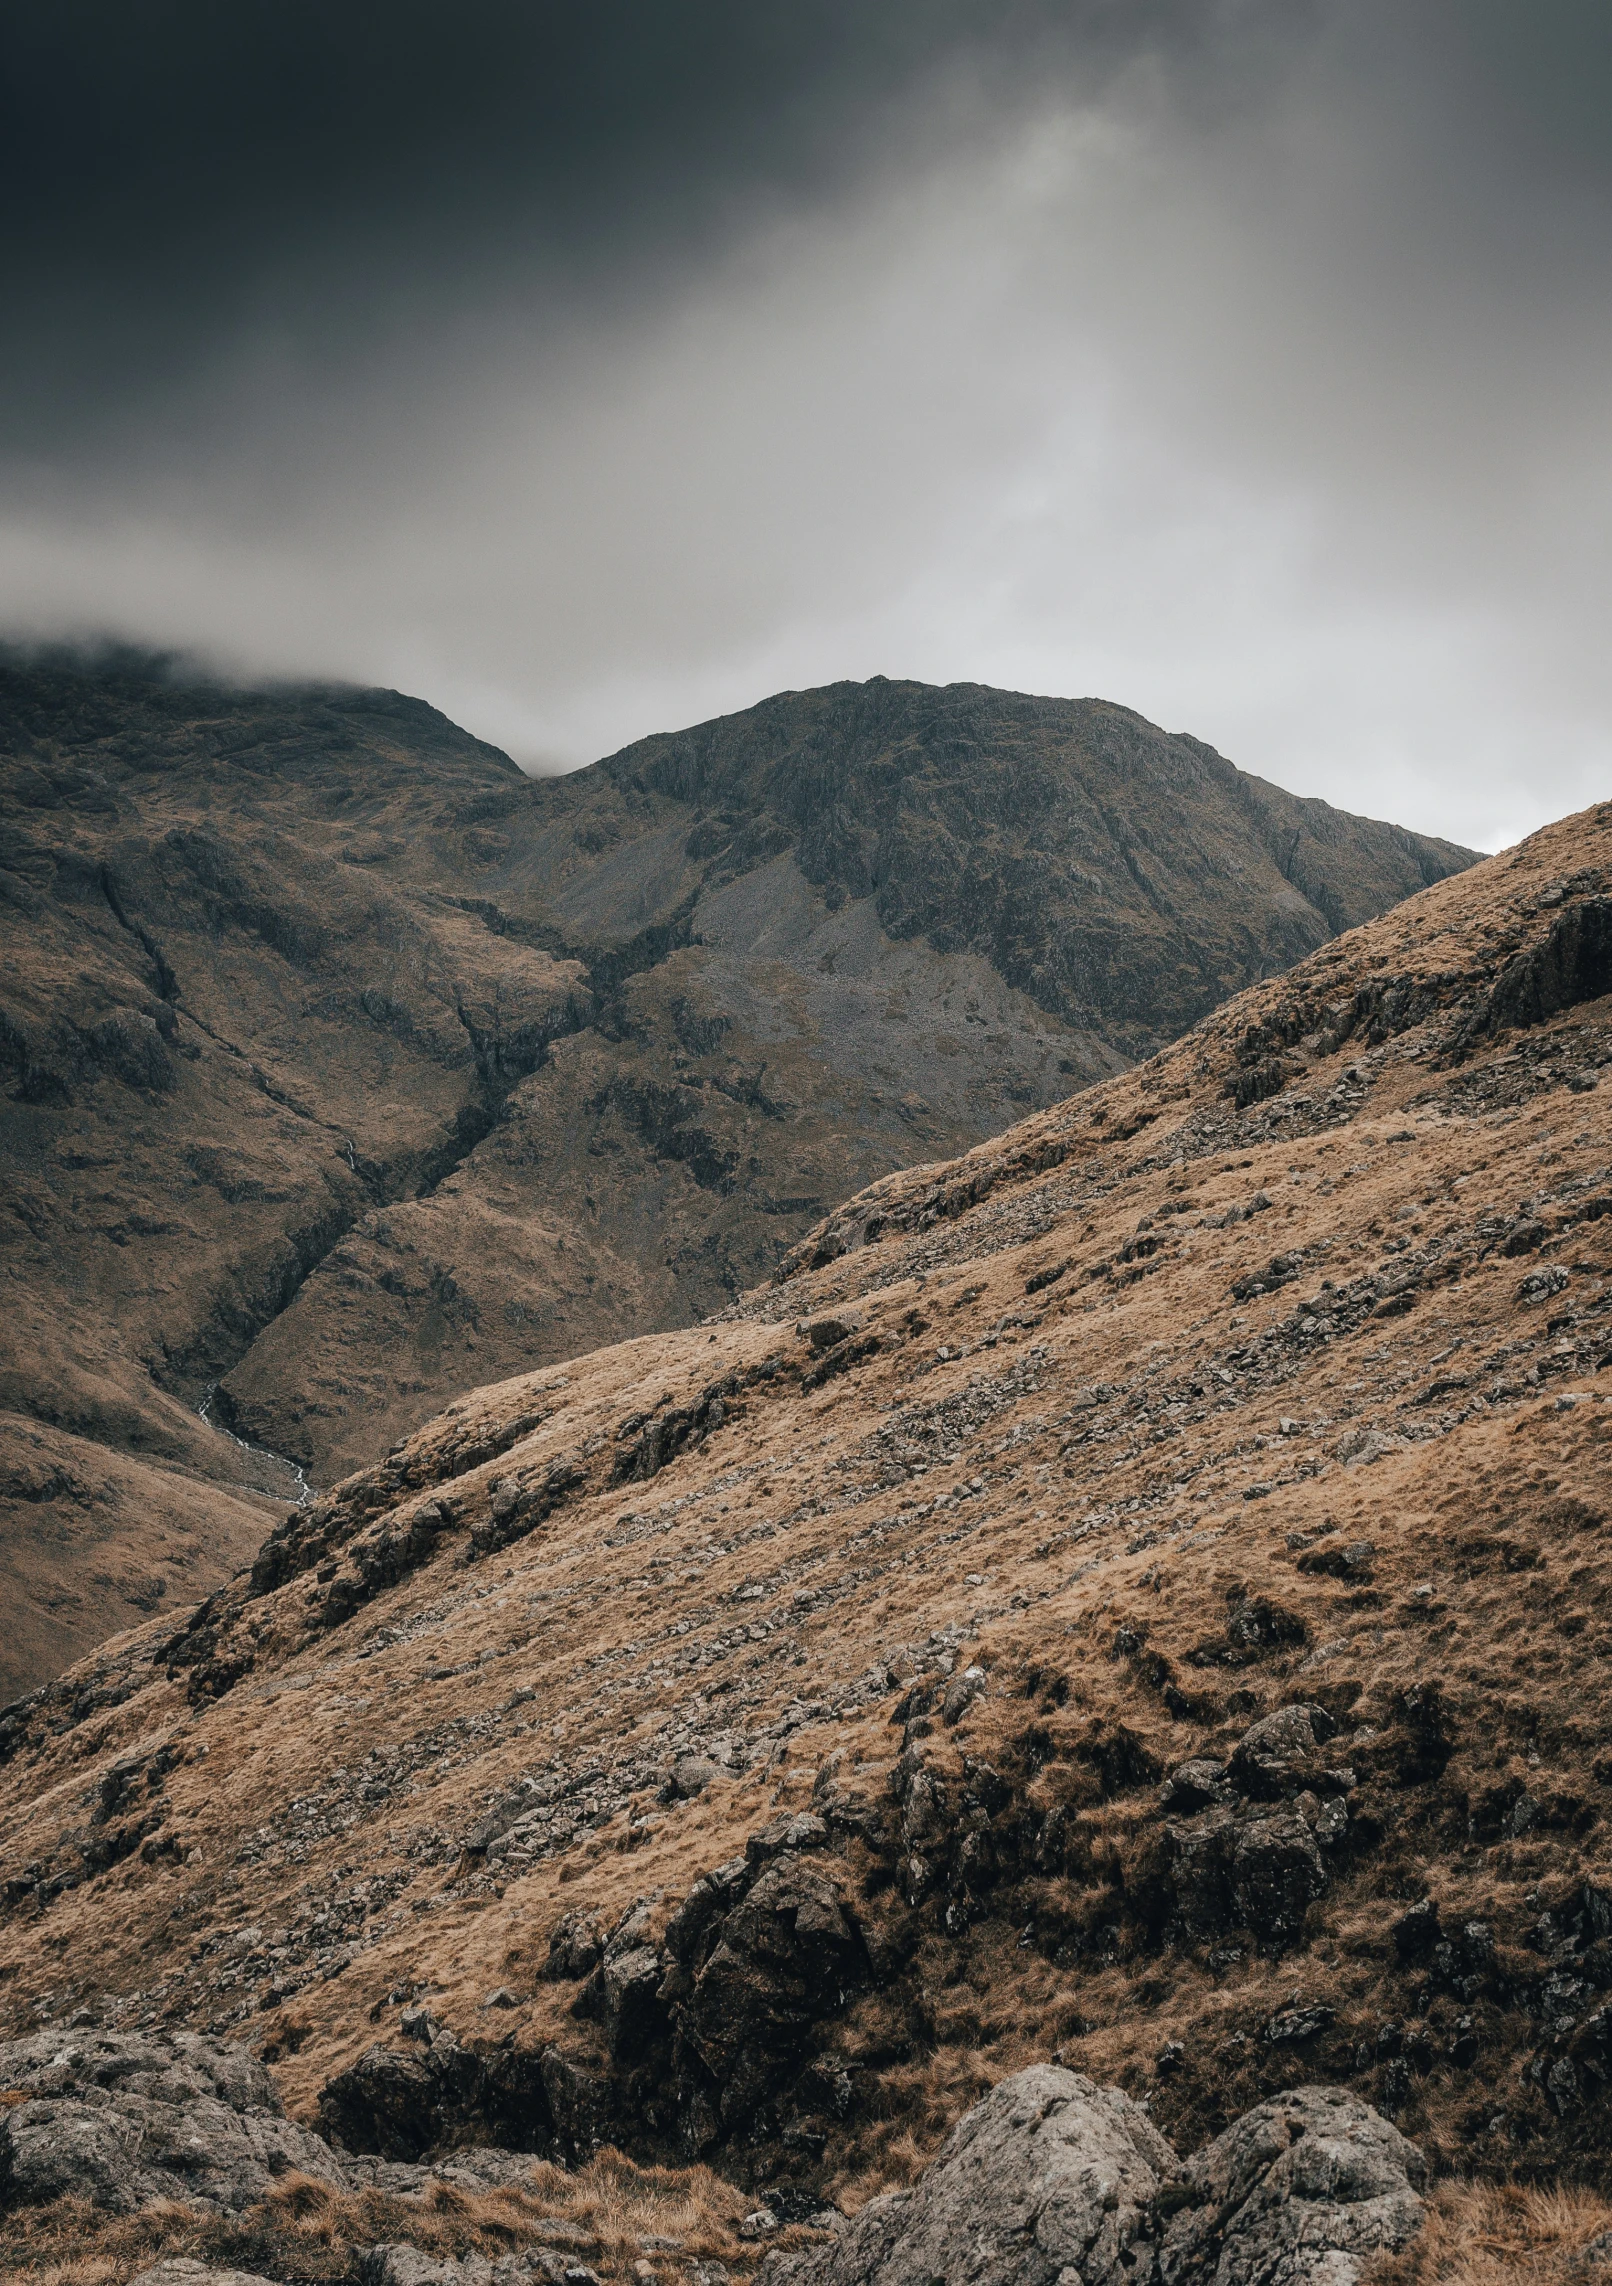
[757,2066,1175,2286]
[0,2028,349,2215]
[1158,2085,1428,2285]
[757,2066,1424,2286]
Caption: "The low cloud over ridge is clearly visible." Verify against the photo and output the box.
[2,2,1609,846]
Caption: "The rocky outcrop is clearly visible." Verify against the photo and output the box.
[2,2027,1423,2286]
[662,1837,870,2149]
[1159,2086,1427,2284]
[763,2067,1174,2286]
[761,2069,1423,2286]
[0,2029,348,2213]
[316,2020,556,2162]
[319,1822,870,2167]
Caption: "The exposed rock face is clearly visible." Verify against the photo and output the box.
[316,1833,870,2165]
[668,1849,869,2144]
[0,2029,347,2213]
[760,2069,1422,2286]
[1160,2087,1427,2283]
[0,653,1474,1691]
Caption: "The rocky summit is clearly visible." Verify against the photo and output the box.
[4,798,1612,2282]
[0,652,1473,1696]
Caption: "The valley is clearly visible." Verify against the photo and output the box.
[0,654,1473,1696]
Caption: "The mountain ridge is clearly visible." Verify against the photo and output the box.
[0,653,1476,1696]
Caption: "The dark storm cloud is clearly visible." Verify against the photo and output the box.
[2,2,1610,848]
[1,1,1221,439]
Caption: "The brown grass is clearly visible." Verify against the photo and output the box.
[0,2152,775,2286]
[1367,2180,1612,2284]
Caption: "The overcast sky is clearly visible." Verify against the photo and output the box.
[2,2,1608,849]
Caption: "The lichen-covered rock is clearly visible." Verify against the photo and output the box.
[757,2064,1176,2286]
[1159,2086,1425,2284]
[0,2030,348,2214]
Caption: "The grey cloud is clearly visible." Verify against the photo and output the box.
[2,2,1609,850]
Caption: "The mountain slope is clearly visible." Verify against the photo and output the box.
[1,804,1607,2230]
[0,653,1474,1693]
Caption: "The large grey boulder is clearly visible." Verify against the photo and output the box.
[759,2072,1423,2286]
[1159,2086,1425,2285]
[0,2029,349,2214]
[759,2065,1176,2286]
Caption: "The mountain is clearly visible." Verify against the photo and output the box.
[0,652,1475,1696]
[2,799,1609,2286]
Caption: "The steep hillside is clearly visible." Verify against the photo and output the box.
[1,805,1608,2261]
[0,652,1474,1694]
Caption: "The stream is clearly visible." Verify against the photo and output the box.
[197,1383,315,1509]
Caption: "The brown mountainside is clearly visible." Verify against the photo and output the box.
[2,803,1610,2259]
[0,653,1472,1696]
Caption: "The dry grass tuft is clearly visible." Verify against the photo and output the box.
[1368,2179,1612,2284]
[0,2153,769,2286]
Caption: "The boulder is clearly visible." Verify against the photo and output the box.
[759,2072,1423,2286]
[1159,2086,1425,2284]
[1228,1707,1337,1801]
[671,1751,727,1799]
[757,2065,1175,2286]
[318,2041,441,2160]
[676,1851,868,2135]
[1229,1813,1330,1946]
[1159,1806,1328,1950]
[0,2030,348,2215]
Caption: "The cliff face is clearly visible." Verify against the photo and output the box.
[2,804,1607,2234]
[0,654,1474,1693]
[542,679,1472,1049]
